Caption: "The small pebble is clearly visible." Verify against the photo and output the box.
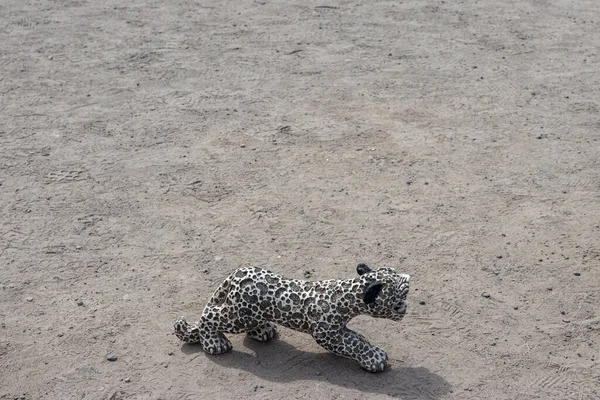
[26,297,33,302]
[77,300,84,306]
[107,354,118,361]
[168,351,174,356]
[574,272,581,276]
[214,256,223,261]
[513,306,519,310]
[419,301,426,305]
[562,319,570,324]
[482,292,491,298]
[315,371,322,376]
[124,378,130,383]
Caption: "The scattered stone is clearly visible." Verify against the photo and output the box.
[481,292,491,298]
[562,319,570,324]
[168,351,174,356]
[107,354,118,361]
[214,256,223,261]
[513,306,519,310]
[419,301,426,305]
[57,333,64,337]
[26,297,33,302]
[76,300,84,306]
[574,272,581,276]
[496,255,503,259]
[315,371,322,376]
[124,378,130,383]
[303,270,312,278]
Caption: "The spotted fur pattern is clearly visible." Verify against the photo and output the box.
[174,263,410,372]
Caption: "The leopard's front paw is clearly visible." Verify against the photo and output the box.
[359,347,389,373]
[202,332,232,355]
[247,322,277,342]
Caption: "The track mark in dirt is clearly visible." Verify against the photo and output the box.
[438,300,464,319]
[1,230,30,246]
[77,214,103,229]
[483,80,526,107]
[46,169,89,183]
[546,362,570,373]
[413,328,460,349]
[182,179,234,204]
[390,380,440,400]
[531,371,571,391]
[561,173,599,190]
[10,17,39,31]
[81,120,108,137]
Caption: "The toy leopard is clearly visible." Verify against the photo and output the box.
[174,263,410,372]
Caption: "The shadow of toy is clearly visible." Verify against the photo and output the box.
[181,336,451,399]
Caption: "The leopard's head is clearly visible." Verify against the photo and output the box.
[356,263,410,321]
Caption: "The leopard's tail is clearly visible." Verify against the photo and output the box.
[173,316,201,343]
[205,271,237,307]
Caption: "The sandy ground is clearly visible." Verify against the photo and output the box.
[1,0,599,399]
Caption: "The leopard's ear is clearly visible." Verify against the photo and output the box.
[357,263,371,275]
[364,282,383,304]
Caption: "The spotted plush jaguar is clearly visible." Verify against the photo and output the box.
[174,263,410,372]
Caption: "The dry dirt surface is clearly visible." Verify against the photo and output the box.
[1,0,599,399]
